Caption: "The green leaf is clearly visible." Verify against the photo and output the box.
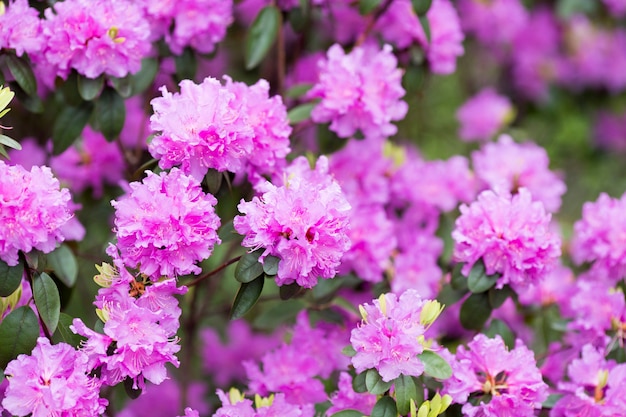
[94,87,125,141]
[0,306,39,368]
[450,263,468,291]
[5,54,37,96]
[262,255,280,276]
[418,350,453,380]
[341,345,357,357]
[52,102,94,155]
[411,0,433,15]
[230,275,265,319]
[365,368,393,395]
[488,285,512,309]
[0,135,18,151]
[52,313,85,348]
[285,83,313,99]
[418,15,430,43]
[395,374,418,416]
[330,411,364,417]
[460,292,492,331]
[279,282,302,300]
[109,75,133,98]
[9,81,43,113]
[77,76,104,101]
[123,377,142,399]
[359,0,382,14]
[484,319,515,349]
[436,283,465,306]
[542,394,562,409]
[288,102,316,124]
[174,47,197,82]
[32,272,61,334]
[130,58,158,95]
[218,220,239,243]
[245,5,280,70]
[467,261,499,293]
[252,299,305,330]
[352,371,368,393]
[0,258,24,297]
[235,250,264,283]
[371,396,397,417]
[46,244,78,287]
[204,169,223,194]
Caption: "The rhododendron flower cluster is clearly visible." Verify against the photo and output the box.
[452,188,561,290]
[0,0,43,57]
[40,0,151,79]
[457,88,515,142]
[149,76,291,180]
[350,290,435,382]
[571,192,626,281]
[472,134,567,213]
[2,337,108,417]
[234,156,351,288]
[213,389,308,417]
[307,43,408,139]
[112,168,221,279]
[443,334,548,416]
[0,161,75,266]
[458,0,528,49]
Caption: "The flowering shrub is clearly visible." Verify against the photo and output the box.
[2,1,626,417]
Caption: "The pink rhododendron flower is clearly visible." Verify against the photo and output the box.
[308,43,408,139]
[6,138,46,170]
[0,161,75,266]
[375,0,424,49]
[452,188,561,291]
[2,338,107,417]
[214,390,309,417]
[234,156,351,288]
[50,127,125,198]
[443,334,548,417]
[0,0,44,57]
[457,88,514,142]
[149,76,290,180]
[471,135,566,212]
[350,290,429,382]
[391,231,443,299]
[571,192,626,281]
[112,168,221,279]
[41,0,151,79]
[327,372,377,416]
[457,0,528,49]
[414,0,465,75]
[118,379,208,417]
[604,0,626,16]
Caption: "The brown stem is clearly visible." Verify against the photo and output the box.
[354,0,394,46]
[186,255,242,288]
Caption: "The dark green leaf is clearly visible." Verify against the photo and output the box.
[279,282,302,300]
[488,285,512,309]
[109,76,132,98]
[52,102,93,155]
[235,250,264,283]
[252,299,305,330]
[32,272,61,334]
[288,102,316,124]
[52,313,85,348]
[9,81,43,113]
[77,76,104,101]
[352,371,367,393]
[218,220,239,243]
[419,15,430,43]
[124,377,142,399]
[0,258,24,297]
[288,1,308,32]
[450,263,468,291]
[460,292,492,331]
[365,368,393,395]
[411,0,433,15]
[0,144,9,159]
[174,47,197,82]
[371,396,397,417]
[542,394,562,409]
[0,306,39,368]
[418,350,453,380]
[245,6,280,70]
[395,374,418,415]
[484,319,515,349]
[359,0,382,14]
[437,283,465,306]
[94,87,125,141]
[262,255,280,276]
[330,410,363,417]
[285,83,313,99]
[46,244,78,287]
[230,275,264,319]
[204,169,223,194]
[467,261,499,293]
[130,58,159,95]
[0,368,4,384]
[5,54,37,96]
[341,345,357,357]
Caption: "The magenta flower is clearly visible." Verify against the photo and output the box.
[391,231,443,299]
[443,334,548,417]
[307,43,408,139]
[149,76,290,180]
[414,0,465,75]
[452,188,561,291]
[604,0,626,16]
[457,88,514,142]
[471,134,566,212]
[571,192,626,281]
[327,372,377,416]
[117,379,208,417]
[350,290,428,382]
[0,161,75,266]
[0,0,44,57]
[214,390,309,417]
[41,0,151,79]
[457,0,528,49]
[552,344,626,416]
[50,126,125,198]
[2,338,107,417]
[112,168,221,279]
[234,156,351,288]
[375,0,425,49]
